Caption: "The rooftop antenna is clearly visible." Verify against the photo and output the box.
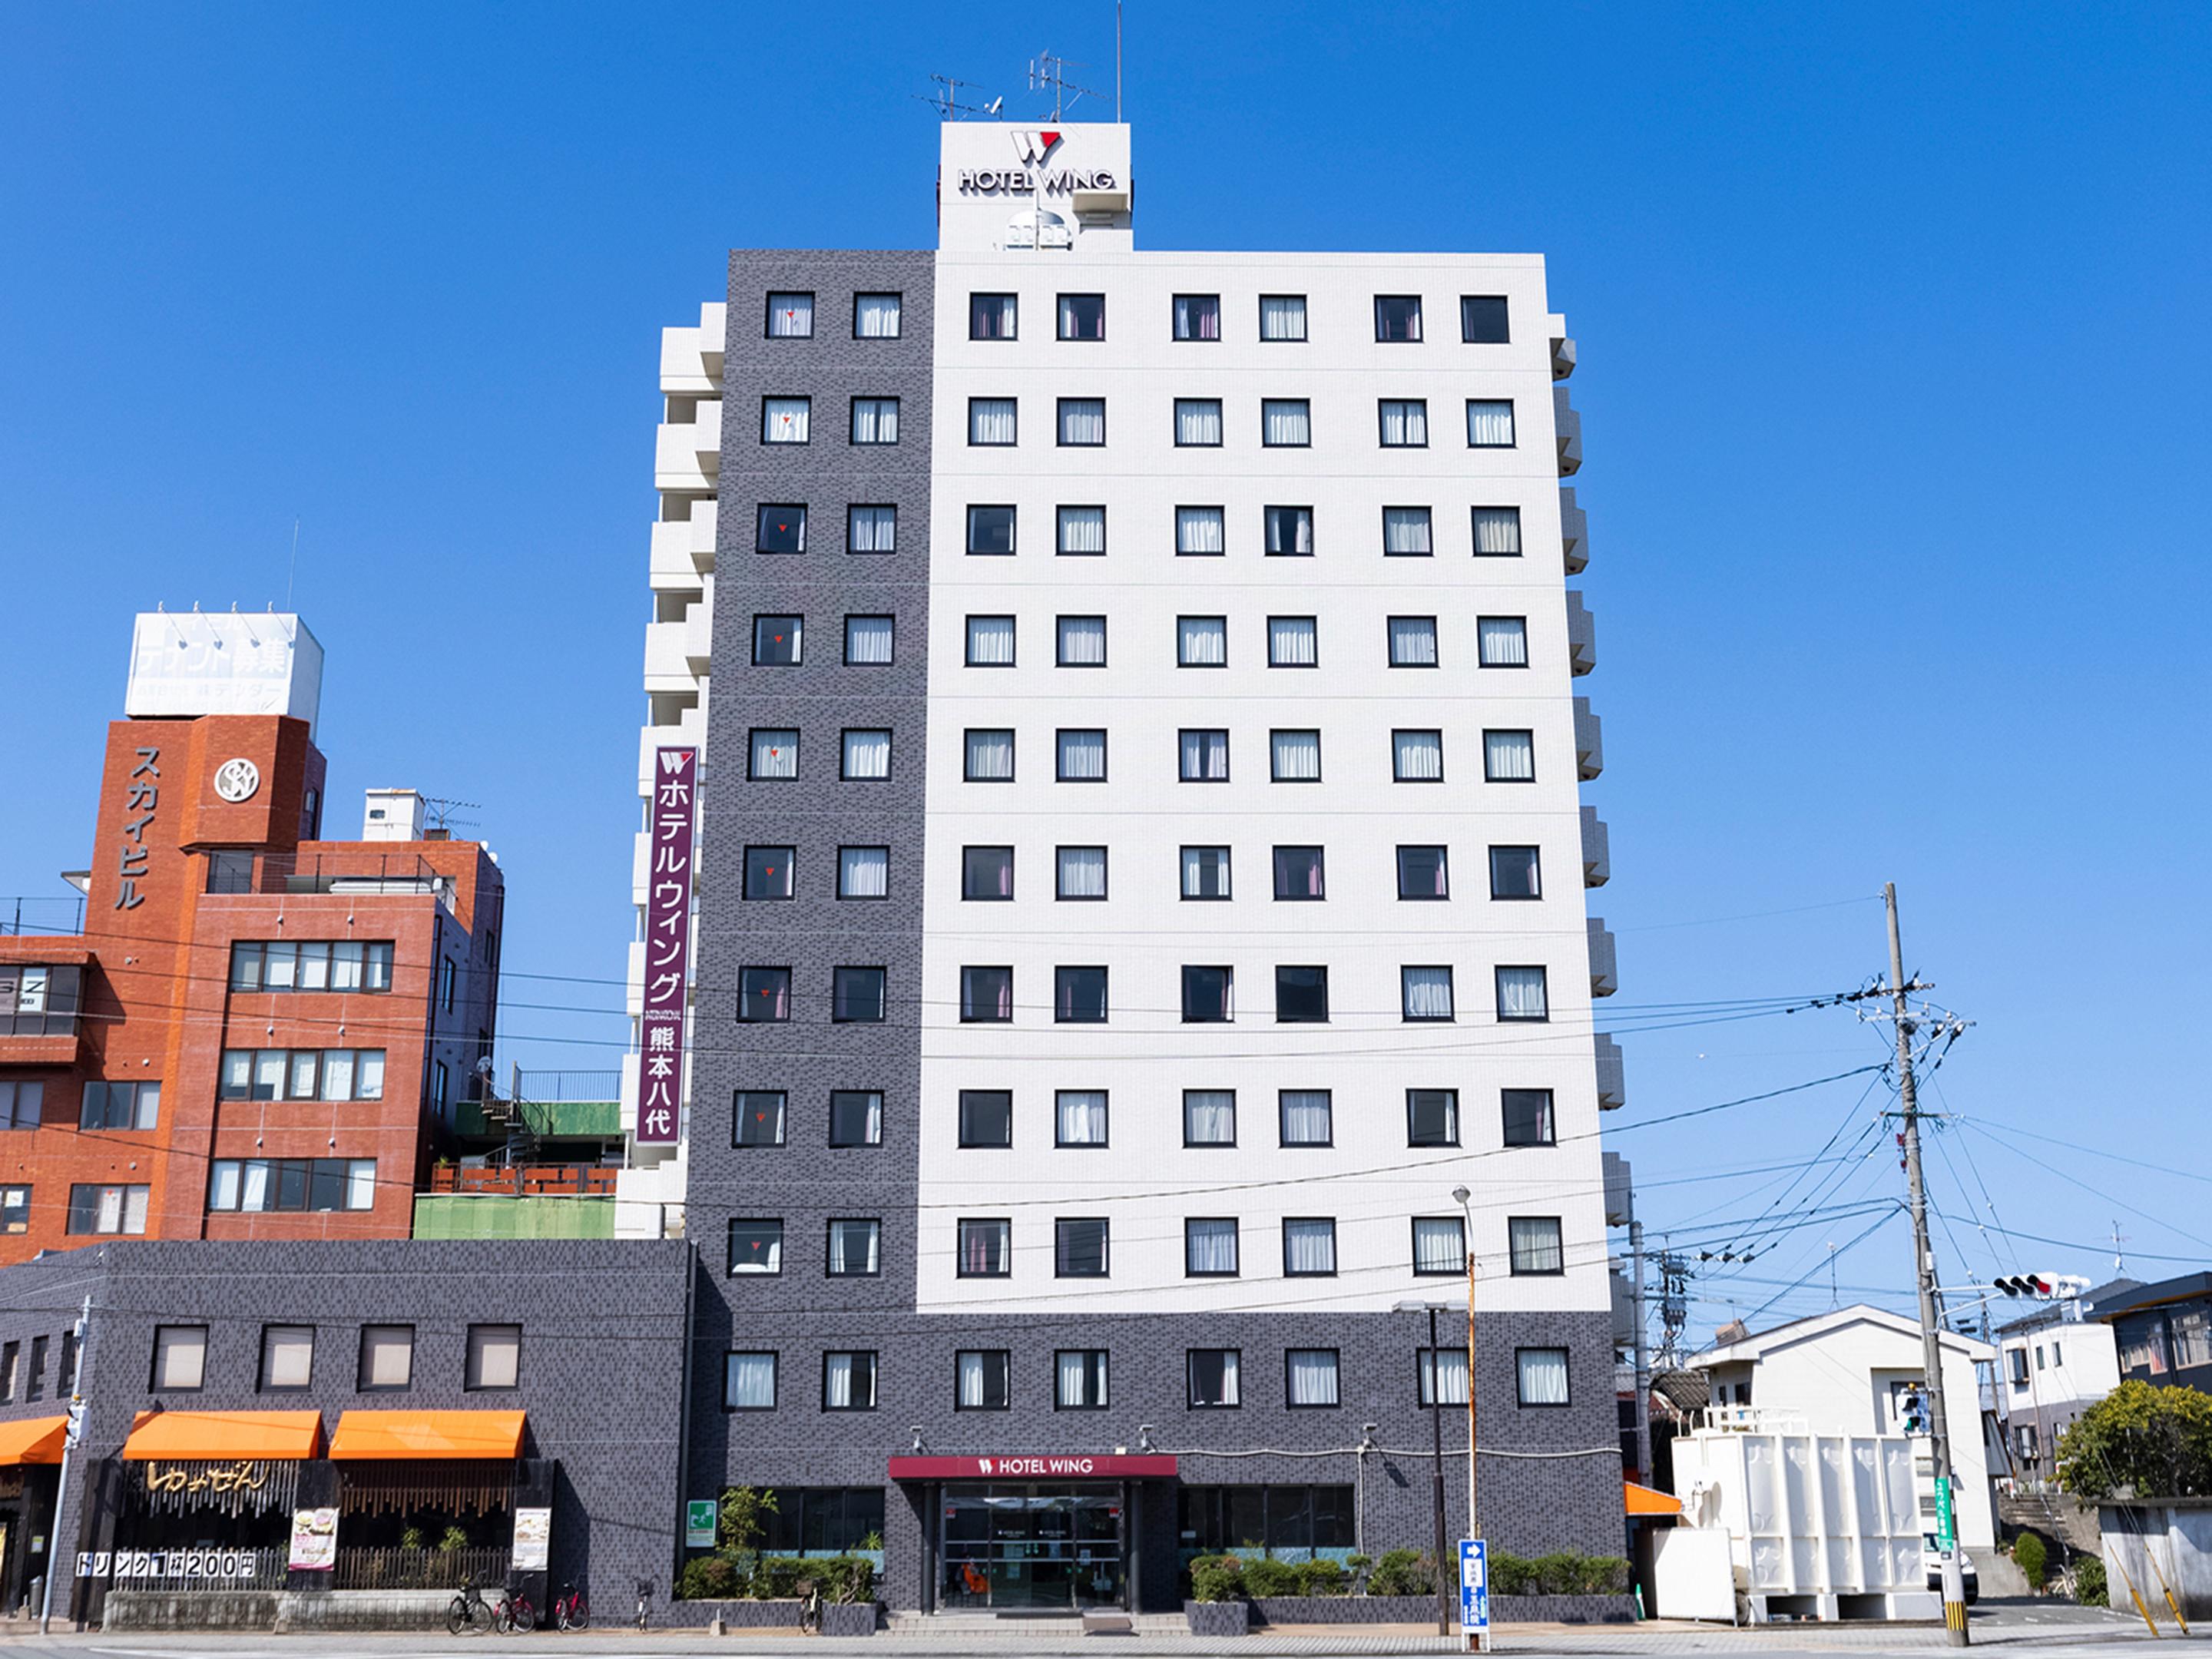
[1028,50,1105,122]
[2111,1220,2127,1273]
[419,795,483,834]
[916,75,1003,121]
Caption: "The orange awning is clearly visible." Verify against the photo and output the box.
[1625,1479,1682,1518]
[121,1409,322,1462]
[329,1410,525,1461]
[0,1416,69,1466]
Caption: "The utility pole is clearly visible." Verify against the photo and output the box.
[1886,882,1969,1646]
[41,1294,91,1634]
[1630,1220,1652,1486]
[1428,1305,1449,1637]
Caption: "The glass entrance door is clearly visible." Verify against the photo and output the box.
[940,1485,1123,1611]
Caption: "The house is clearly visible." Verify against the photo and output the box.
[2091,1273,2212,1392]
[1990,1278,2134,1478]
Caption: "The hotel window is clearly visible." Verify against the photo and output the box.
[729,1219,784,1275]
[840,729,892,781]
[1058,614,1108,667]
[824,1351,877,1411]
[1378,399,1429,447]
[0,1186,28,1233]
[1186,1219,1240,1277]
[1414,1217,1465,1277]
[1466,399,1516,447]
[1164,293,1220,342]
[1055,1090,1108,1147]
[1264,505,1314,556]
[847,504,897,554]
[1461,294,1511,343]
[259,1324,314,1391]
[1181,846,1231,900]
[1270,730,1322,783]
[1496,966,1550,1022]
[1374,294,1423,341]
[1472,505,1522,556]
[957,1349,1012,1409]
[1058,396,1105,446]
[1275,965,1329,1023]
[747,730,797,781]
[1402,967,1455,1022]
[1057,505,1106,555]
[1502,1088,1557,1147]
[1180,729,1230,782]
[1184,1091,1236,1147]
[1057,846,1108,900]
[752,614,801,665]
[1287,1349,1341,1408]
[1419,1346,1471,1406]
[1273,846,1325,901]
[1479,615,1528,667]
[964,729,1015,782]
[853,292,901,338]
[966,504,1016,555]
[1057,1350,1110,1409]
[358,1325,414,1391]
[969,292,1017,339]
[1058,292,1105,340]
[958,1218,1012,1276]
[844,614,894,666]
[1490,845,1541,900]
[826,1219,881,1277]
[959,1092,1013,1159]
[1280,1089,1333,1147]
[1408,1088,1459,1147]
[1187,1349,1241,1408]
[207,1159,376,1213]
[831,968,886,1024]
[735,1091,786,1148]
[1261,399,1311,447]
[465,1324,522,1391]
[959,968,1012,1025]
[1055,966,1108,1023]
[1176,505,1226,555]
[968,397,1017,445]
[761,396,810,444]
[228,940,393,993]
[1509,1216,1566,1276]
[1055,1217,1109,1277]
[755,509,804,558]
[1397,846,1449,899]
[1177,614,1227,667]
[217,1052,385,1102]
[743,846,795,901]
[849,396,899,445]
[738,968,790,1022]
[1283,1218,1338,1277]
[1259,293,1307,341]
[725,1352,777,1410]
[1268,615,1317,667]
[765,293,813,337]
[1182,965,1233,1022]
[1484,729,1536,782]
[1393,730,1445,783]
[1382,505,1433,555]
[965,615,1016,666]
[1174,398,1224,447]
[78,1080,161,1130]
[1056,729,1107,783]
[963,846,1014,901]
[150,1325,207,1392]
[1389,615,1439,667]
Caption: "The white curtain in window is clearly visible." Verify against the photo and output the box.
[289,1051,318,1099]
[1518,1347,1569,1405]
[846,616,894,664]
[1497,966,1550,1021]
[1176,506,1225,553]
[969,398,1017,444]
[1058,399,1104,445]
[1280,1091,1331,1144]
[854,293,900,337]
[956,1350,988,1407]
[849,505,896,552]
[1479,616,1528,666]
[1174,295,1220,340]
[1268,616,1317,666]
[330,942,364,991]
[1485,729,1535,780]
[751,729,799,778]
[727,1353,776,1409]
[1187,1218,1239,1273]
[825,1353,856,1409]
[830,1222,879,1276]
[1181,848,1229,899]
[1390,617,1439,665]
[1181,730,1229,781]
[851,398,898,443]
[1184,1091,1235,1143]
[1395,730,1444,781]
[1058,617,1107,665]
[763,397,810,443]
[1467,399,1516,446]
[1214,1350,1242,1405]
[209,1161,241,1210]
[1379,399,1429,445]
[839,846,889,899]
[1266,507,1314,555]
[357,1051,386,1099]
[1178,616,1227,666]
[1260,296,1306,340]
[1058,730,1106,780]
[973,293,1017,338]
[240,1161,273,1212]
[1284,1220,1337,1275]
[1425,1348,1470,1405]
[1058,846,1106,898]
[1383,507,1433,555]
[1058,1349,1093,1406]
[767,293,813,337]
[1510,1216,1565,1273]
[1262,399,1311,446]
[965,730,1014,779]
[967,616,1016,665]
[843,730,892,780]
[1271,730,1321,781]
[1058,505,1105,554]
[323,1051,356,1101]
[1288,1349,1339,1406]
[1174,399,1223,445]
[346,1161,376,1209]
[1402,967,1455,1020]
[1413,1217,1465,1274]
[1056,1091,1108,1145]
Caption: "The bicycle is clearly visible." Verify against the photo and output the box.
[552,1580,590,1631]
[447,1578,496,1637]
[495,1583,537,1634]
[797,1577,822,1635]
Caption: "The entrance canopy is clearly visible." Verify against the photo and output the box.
[1625,1479,1682,1517]
[890,1454,1177,1481]
[0,1415,68,1466]
[329,1410,525,1460]
[121,1409,322,1462]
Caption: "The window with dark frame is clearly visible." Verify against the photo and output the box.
[1280,1089,1332,1147]
[753,615,802,666]
[150,1324,207,1392]
[1054,966,1108,1024]
[1508,1216,1566,1276]
[957,1220,1011,1276]
[1057,293,1105,340]
[1502,1088,1556,1147]
[357,1324,413,1391]
[1056,1349,1110,1409]
[1283,1217,1338,1277]
[963,846,1014,901]
[1408,1088,1459,1147]
[765,293,814,338]
[1058,505,1107,555]
[465,1324,522,1391]
[1184,1091,1236,1147]
[1264,505,1313,556]
[1461,295,1511,343]
[1182,965,1233,1022]
[1274,965,1329,1023]
[830,967,886,1024]
[743,846,795,901]
[826,1218,881,1277]
[824,1351,879,1410]
[1259,294,1307,341]
[1495,965,1550,1022]
[959,968,1013,1025]
[1272,846,1325,901]
[956,1349,1012,1409]
[969,293,1017,339]
[1055,1217,1109,1277]
[966,505,1016,555]
[849,396,899,445]
[958,1091,1013,1148]
[853,293,902,339]
[734,1090,786,1148]
[1400,966,1455,1022]
[1374,295,1423,342]
[724,1352,777,1410]
[1057,846,1108,900]
[1489,845,1542,900]
[729,1219,785,1276]
[1286,1349,1341,1408]
[738,967,791,1022]
[1173,294,1220,340]
[1398,845,1449,900]
[1187,1348,1242,1407]
[1057,397,1105,446]
[258,1323,313,1391]
[1182,846,1231,900]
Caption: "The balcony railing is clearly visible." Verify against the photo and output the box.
[204,851,457,914]
[515,1069,621,1103]
[1,897,87,938]
[429,1164,618,1197]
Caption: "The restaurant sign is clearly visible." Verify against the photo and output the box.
[637,747,697,1144]
[78,1548,273,1580]
[288,1506,339,1571]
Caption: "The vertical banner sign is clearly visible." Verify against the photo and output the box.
[1933,1475,1955,1549]
[637,747,697,1144]
[1459,1539,1489,1634]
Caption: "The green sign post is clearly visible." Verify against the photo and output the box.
[1933,1475,1955,1548]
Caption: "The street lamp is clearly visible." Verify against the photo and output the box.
[1455,1185,1482,1654]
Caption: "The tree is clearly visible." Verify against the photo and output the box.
[2055,1381,2212,1499]
[718,1485,779,1556]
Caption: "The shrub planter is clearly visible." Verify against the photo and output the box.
[820,1601,879,1636]
[1494,1594,1636,1624]
[1185,1598,1250,1636]
[659,1598,807,1628]
[1251,1594,1436,1626]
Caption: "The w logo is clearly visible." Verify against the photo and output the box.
[1010,130,1062,165]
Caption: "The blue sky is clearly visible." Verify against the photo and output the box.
[3,2,2207,1336]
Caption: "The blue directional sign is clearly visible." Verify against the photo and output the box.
[1459,1538,1489,1633]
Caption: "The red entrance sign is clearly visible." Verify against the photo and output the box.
[888,1454,1177,1481]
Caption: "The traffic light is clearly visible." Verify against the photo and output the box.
[1994,1273,2055,1298]
[1901,1389,1929,1435]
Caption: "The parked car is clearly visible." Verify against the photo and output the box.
[1923,1537,1980,1603]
